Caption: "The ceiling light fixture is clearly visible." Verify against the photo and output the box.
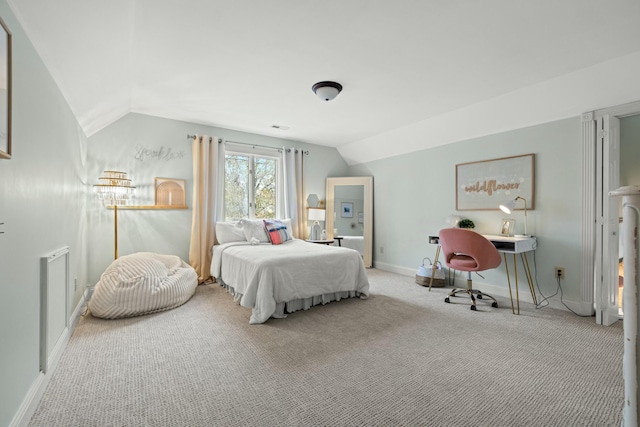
[312,81,343,101]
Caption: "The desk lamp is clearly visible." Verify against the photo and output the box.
[499,196,530,237]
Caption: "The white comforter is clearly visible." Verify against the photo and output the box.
[211,239,370,323]
[337,236,364,256]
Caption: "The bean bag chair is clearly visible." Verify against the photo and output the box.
[89,252,198,319]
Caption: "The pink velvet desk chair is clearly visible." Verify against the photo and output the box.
[438,228,502,311]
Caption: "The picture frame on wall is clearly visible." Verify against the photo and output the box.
[456,154,535,211]
[499,218,515,236]
[0,17,12,160]
[341,202,353,218]
[155,178,186,206]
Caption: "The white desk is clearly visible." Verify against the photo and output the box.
[482,234,538,314]
[428,234,538,314]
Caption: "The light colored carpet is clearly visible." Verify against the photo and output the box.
[29,269,623,427]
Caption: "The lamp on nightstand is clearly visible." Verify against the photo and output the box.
[499,196,530,237]
[308,208,325,240]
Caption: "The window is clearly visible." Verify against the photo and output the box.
[223,148,280,221]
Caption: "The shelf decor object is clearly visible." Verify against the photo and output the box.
[94,170,136,259]
[155,177,186,207]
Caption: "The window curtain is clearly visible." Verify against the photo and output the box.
[282,148,305,238]
[189,135,224,283]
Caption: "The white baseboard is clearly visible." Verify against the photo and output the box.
[373,261,592,316]
[373,261,416,277]
[9,288,90,427]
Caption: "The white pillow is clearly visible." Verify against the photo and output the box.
[215,221,246,244]
[239,219,270,243]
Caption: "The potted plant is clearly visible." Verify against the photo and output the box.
[458,219,475,229]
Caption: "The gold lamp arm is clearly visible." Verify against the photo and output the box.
[516,196,528,236]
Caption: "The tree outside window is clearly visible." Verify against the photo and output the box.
[224,151,278,221]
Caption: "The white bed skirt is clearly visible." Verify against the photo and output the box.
[217,279,364,320]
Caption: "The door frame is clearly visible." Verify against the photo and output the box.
[582,100,640,324]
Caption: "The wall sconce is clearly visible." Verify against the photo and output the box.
[94,170,135,259]
[499,196,530,237]
[308,208,326,240]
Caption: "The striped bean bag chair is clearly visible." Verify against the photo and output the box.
[89,252,198,319]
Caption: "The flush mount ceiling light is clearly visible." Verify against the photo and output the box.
[312,81,343,101]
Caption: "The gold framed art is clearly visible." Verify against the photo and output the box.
[456,154,535,211]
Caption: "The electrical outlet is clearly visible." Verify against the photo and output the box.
[554,267,565,280]
[380,246,384,254]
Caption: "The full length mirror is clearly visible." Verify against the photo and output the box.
[326,176,373,268]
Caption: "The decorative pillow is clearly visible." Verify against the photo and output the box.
[281,218,294,239]
[263,219,291,245]
[239,219,270,243]
[215,221,246,244]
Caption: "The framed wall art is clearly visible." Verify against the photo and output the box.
[456,154,534,211]
[155,178,186,206]
[0,17,11,160]
[341,202,353,218]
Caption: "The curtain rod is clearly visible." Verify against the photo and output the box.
[186,134,309,155]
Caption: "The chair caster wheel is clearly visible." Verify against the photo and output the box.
[492,302,498,308]
[470,305,477,311]
[477,294,483,299]
[444,297,450,303]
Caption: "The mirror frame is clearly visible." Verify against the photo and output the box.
[326,176,373,268]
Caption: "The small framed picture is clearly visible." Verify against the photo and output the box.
[500,218,515,236]
[341,202,353,218]
[358,211,364,224]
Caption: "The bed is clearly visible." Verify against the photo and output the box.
[210,219,370,324]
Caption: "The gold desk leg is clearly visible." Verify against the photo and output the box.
[521,253,537,305]
[504,253,515,314]
[429,245,441,292]
[513,253,520,315]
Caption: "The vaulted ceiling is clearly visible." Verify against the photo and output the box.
[9,0,640,164]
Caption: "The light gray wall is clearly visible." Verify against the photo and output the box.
[87,112,349,284]
[621,114,640,186]
[349,117,584,303]
[0,3,89,425]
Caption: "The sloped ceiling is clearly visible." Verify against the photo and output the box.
[9,0,640,164]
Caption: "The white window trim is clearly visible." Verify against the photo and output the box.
[223,144,282,220]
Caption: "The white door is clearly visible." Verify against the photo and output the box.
[595,114,621,325]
